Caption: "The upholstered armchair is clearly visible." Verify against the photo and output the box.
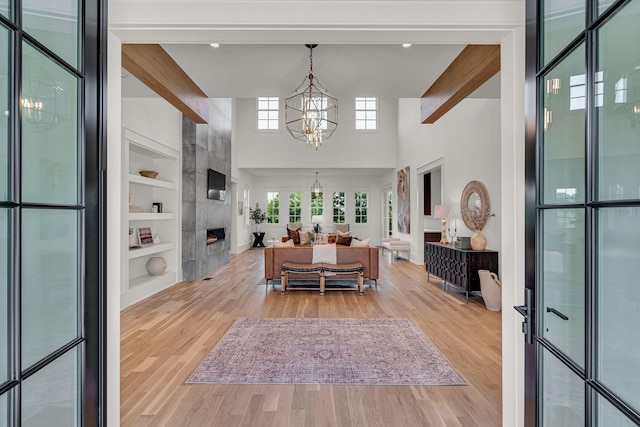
[333,224,349,234]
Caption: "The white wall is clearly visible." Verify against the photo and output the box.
[121,98,182,151]
[395,98,502,265]
[234,97,396,169]
[230,168,254,254]
[249,174,385,245]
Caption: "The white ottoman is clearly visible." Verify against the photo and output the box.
[381,238,411,261]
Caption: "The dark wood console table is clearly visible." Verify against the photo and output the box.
[424,242,498,301]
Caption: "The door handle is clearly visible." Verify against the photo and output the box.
[514,288,534,345]
[546,307,569,320]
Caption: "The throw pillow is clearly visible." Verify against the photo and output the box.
[336,229,351,238]
[298,230,312,245]
[287,227,301,244]
[350,238,370,247]
[273,239,294,248]
[336,235,352,246]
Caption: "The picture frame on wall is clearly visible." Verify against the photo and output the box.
[397,166,410,233]
[137,227,154,246]
[238,201,244,216]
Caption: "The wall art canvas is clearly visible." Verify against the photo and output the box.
[397,166,410,234]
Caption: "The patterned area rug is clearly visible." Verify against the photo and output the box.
[187,318,467,386]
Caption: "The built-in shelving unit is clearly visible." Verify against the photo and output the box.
[122,128,181,309]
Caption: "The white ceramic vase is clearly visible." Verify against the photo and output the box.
[146,256,167,276]
[470,229,487,251]
[478,269,501,311]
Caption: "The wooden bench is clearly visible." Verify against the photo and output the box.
[322,263,364,295]
[280,262,364,295]
[281,262,324,294]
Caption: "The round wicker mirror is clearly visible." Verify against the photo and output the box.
[460,181,491,231]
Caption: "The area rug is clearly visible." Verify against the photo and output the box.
[186,317,466,386]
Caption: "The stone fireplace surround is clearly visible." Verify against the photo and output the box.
[181,99,232,281]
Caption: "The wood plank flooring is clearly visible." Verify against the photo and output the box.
[121,248,502,426]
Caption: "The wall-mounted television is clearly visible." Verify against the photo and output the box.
[207,169,226,201]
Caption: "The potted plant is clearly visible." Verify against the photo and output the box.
[249,203,266,232]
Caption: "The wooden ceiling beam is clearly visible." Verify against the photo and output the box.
[420,45,500,124]
[122,44,209,124]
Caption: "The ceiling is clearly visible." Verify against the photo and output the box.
[121,43,501,99]
[120,43,501,178]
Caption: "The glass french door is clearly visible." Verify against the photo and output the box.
[525,0,640,425]
[0,1,105,425]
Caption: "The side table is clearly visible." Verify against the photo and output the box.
[252,232,266,247]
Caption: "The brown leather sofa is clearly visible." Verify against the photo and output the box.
[264,245,379,284]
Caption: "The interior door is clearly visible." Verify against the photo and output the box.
[523,0,640,425]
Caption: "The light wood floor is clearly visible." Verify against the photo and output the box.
[121,248,502,426]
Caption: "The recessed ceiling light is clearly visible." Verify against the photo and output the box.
[402,43,412,48]
[210,43,220,48]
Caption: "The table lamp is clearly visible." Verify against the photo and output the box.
[312,215,323,233]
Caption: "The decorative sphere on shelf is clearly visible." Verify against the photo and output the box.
[146,256,167,276]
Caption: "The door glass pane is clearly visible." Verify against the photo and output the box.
[596,393,637,426]
[595,0,640,202]
[0,209,8,383]
[542,0,585,66]
[22,347,78,427]
[596,207,640,412]
[0,25,9,202]
[21,42,79,205]
[21,209,79,369]
[0,1,10,21]
[22,0,79,68]
[0,390,9,427]
[541,46,586,204]
[540,347,585,426]
[597,0,616,17]
[541,209,585,366]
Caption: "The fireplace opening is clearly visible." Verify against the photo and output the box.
[207,227,226,245]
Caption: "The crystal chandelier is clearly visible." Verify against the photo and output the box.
[285,44,338,150]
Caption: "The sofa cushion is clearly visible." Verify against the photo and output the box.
[336,234,352,246]
[336,229,351,238]
[274,239,295,248]
[287,227,301,244]
[298,230,312,245]
[350,238,370,247]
